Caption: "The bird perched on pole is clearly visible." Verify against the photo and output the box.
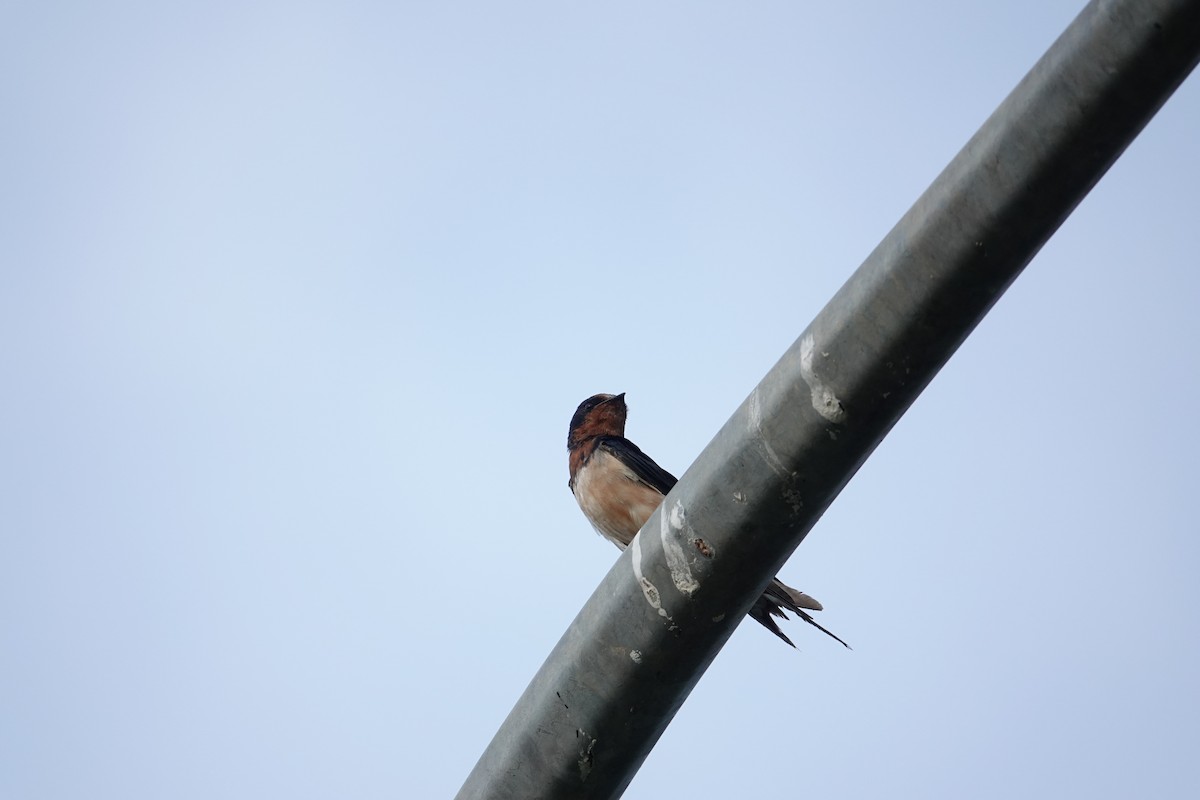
[567,392,848,649]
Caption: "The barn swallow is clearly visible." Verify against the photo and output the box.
[568,393,848,649]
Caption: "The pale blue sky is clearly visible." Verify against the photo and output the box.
[2,2,1198,798]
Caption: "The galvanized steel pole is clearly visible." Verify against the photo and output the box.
[457,1,1200,797]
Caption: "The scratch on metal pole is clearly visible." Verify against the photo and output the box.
[748,387,788,476]
[661,500,701,597]
[576,729,597,782]
[630,534,672,622]
[800,333,847,423]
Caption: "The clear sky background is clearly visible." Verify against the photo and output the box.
[3,1,1198,798]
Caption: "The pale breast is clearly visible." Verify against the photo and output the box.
[572,449,665,549]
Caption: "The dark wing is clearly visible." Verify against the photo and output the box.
[597,435,678,496]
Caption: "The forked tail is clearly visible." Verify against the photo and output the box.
[748,579,851,649]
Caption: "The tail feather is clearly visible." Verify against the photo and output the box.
[786,589,823,612]
[748,579,851,649]
[748,600,798,648]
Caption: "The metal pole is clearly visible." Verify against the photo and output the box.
[456,1,1200,797]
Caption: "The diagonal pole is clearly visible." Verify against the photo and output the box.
[456,1,1200,797]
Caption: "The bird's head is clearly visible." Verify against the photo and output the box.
[567,393,627,449]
